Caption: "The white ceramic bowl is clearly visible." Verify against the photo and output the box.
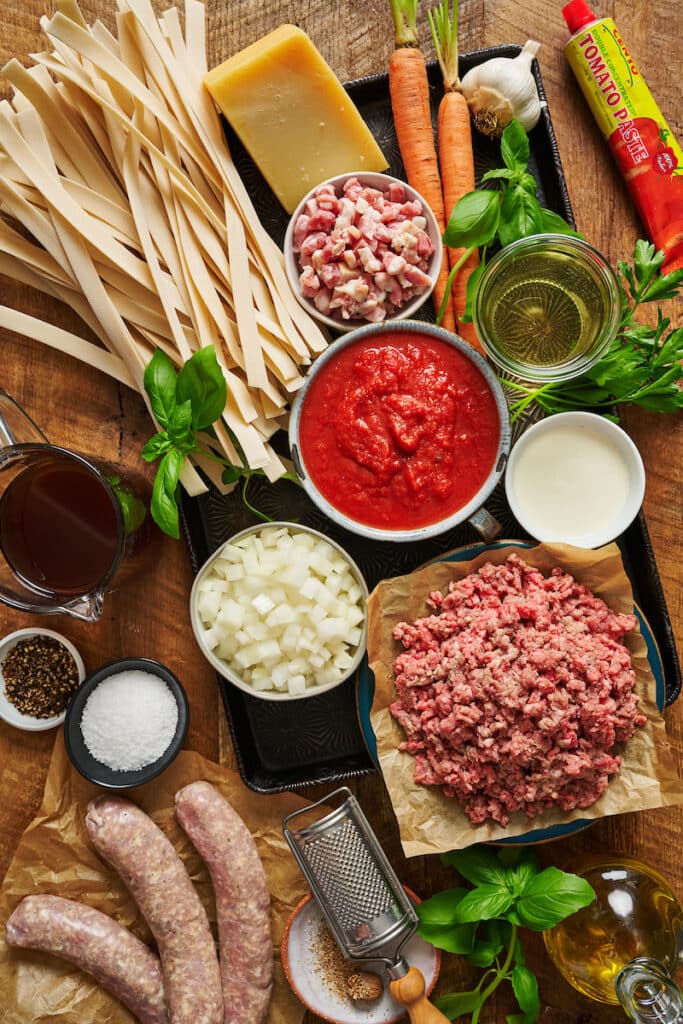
[284,171,443,332]
[505,411,646,548]
[190,522,368,702]
[0,628,85,731]
[281,891,440,1024]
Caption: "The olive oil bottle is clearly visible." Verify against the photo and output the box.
[544,856,683,1006]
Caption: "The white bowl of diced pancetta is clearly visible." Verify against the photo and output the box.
[190,523,368,701]
[284,172,443,332]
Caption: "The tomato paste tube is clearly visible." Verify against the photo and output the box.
[563,0,683,271]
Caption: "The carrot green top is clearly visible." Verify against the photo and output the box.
[389,0,420,47]
[428,0,461,91]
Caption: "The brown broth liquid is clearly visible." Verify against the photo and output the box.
[0,456,120,596]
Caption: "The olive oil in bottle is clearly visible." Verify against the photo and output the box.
[544,857,683,1005]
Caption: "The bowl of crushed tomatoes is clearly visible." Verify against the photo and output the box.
[284,172,442,331]
[289,321,511,542]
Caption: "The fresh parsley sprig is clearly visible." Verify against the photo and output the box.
[502,241,683,421]
[417,845,595,1024]
[437,118,580,325]
[140,346,299,538]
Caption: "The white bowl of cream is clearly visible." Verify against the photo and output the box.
[505,412,645,548]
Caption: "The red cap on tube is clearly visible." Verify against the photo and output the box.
[562,0,597,33]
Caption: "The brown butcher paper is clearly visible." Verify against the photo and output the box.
[367,541,683,857]
[0,736,315,1024]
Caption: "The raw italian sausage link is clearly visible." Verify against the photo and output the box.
[5,894,169,1024]
[175,782,273,1024]
[85,796,223,1024]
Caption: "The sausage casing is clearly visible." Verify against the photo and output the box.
[175,781,273,1024]
[5,894,169,1024]
[85,795,223,1024]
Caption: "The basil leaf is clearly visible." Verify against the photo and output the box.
[501,119,529,172]
[518,172,539,195]
[453,884,515,923]
[151,448,184,539]
[539,208,582,237]
[168,399,193,444]
[221,465,242,485]
[443,190,500,249]
[176,345,227,430]
[514,867,595,931]
[436,990,482,1018]
[417,888,469,926]
[504,851,539,897]
[417,921,477,954]
[499,187,543,246]
[511,965,540,1018]
[443,846,508,888]
[481,167,516,183]
[466,939,500,967]
[144,348,177,427]
[107,477,146,535]
[141,431,173,462]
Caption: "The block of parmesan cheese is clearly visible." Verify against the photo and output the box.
[204,25,388,213]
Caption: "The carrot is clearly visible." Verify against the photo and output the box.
[428,0,484,352]
[388,0,456,332]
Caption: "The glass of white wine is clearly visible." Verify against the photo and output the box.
[473,233,622,382]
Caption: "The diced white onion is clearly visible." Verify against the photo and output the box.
[195,526,366,694]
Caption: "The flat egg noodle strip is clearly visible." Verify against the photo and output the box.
[0,102,159,291]
[2,59,124,205]
[41,19,136,120]
[0,305,133,385]
[55,0,88,31]
[122,108,193,363]
[224,195,268,389]
[0,218,72,287]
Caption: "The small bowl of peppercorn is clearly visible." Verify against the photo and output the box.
[0,628,85,731]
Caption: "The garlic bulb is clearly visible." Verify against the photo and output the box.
[460,40,545,138]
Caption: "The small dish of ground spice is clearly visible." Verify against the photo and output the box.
[0,628,85,732]
[281,890,440,1024]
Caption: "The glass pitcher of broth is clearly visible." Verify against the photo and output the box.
[0,388,152,622]
[544,856,683,1021]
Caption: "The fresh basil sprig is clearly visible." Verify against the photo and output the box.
[503,241,683,421]
[437,118,579,325]
[141,346,300,538]
[417,845,595,1024]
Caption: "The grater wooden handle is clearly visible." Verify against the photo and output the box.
[389,966,451,1023]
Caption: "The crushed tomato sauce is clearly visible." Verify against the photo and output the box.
[298,333,500,530]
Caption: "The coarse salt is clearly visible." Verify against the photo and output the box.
[80,670,178,771]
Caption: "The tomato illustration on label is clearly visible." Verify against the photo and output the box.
[654,147,678,176]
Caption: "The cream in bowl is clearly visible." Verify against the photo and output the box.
[284,172,442,332]
[190,523,368,701]
[289,321,510,542]
[505,412,645,548]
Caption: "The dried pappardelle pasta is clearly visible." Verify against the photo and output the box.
[0,0,328,494]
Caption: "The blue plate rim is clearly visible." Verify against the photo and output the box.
[356,539,665,846]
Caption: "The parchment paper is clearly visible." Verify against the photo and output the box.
[367,542,683,857]
[0,735,317,1024]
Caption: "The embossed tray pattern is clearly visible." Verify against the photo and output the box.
[181,47,681,793]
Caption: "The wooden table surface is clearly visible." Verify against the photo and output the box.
[0,1,681,1021]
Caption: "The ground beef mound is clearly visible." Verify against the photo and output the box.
[390,554,647,826]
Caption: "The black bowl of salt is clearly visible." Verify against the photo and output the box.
[64,657,189,789]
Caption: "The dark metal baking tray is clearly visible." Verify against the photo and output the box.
[181,47,681,793]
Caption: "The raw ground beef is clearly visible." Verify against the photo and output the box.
[390,554,647,826]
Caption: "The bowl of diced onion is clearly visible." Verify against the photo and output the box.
[190,523,368,701]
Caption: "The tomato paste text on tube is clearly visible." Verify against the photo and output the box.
[563,0,683,271]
